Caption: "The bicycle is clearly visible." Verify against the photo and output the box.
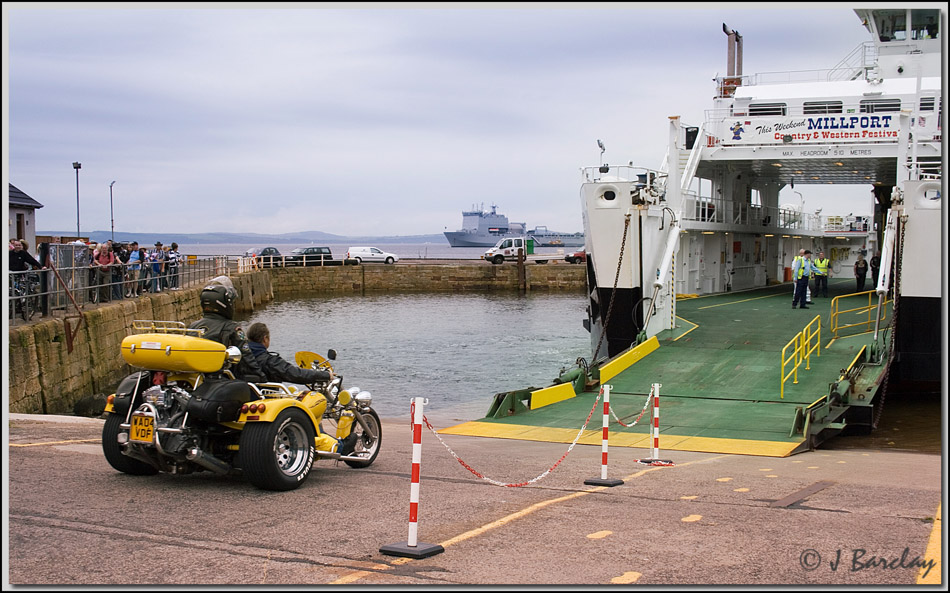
[11,271,40,322]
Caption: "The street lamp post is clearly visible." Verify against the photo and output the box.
[110,180,116,241]
[73,162,82,239]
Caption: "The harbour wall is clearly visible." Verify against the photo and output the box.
[7,263,584,414]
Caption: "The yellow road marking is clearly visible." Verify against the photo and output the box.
[734,488,750,492]
[587,530,612,539]
[611,571,642,584]
[681,514,702,522]
[917,503,942,585]
[334,455,726,584]
[9,439,100,447]
[697,292,783,310]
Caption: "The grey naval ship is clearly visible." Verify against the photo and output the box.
[443,204,585,248]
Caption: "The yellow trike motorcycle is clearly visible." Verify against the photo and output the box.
[101,320,382,491]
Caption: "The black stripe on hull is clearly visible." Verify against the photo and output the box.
[890,295,942,389]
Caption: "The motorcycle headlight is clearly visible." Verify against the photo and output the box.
[355,391,372,407]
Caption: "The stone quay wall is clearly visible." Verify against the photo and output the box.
[8,262,584,414]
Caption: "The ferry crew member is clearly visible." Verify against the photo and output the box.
[813,251,830,298]
[792,250,817,310]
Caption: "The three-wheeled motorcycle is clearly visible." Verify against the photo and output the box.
[102,320,382,491]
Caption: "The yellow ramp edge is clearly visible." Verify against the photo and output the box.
[599,336,659,383]
[530,382,576,410]
[439,421,803,458]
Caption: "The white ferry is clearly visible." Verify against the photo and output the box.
[449,8,942,456]
[582,8,941,391]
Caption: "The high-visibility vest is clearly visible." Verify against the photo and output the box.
[795,256,810,279]
[814,257,829,275]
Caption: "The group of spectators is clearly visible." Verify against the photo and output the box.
[86,240,182,302]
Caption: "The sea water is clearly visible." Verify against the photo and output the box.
[238,292,590,426]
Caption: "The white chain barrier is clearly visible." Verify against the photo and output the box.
[422,391,602,487]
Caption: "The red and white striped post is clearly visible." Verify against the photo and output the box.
[380,397,444,558]
[637,383,674,466]
[584,384,624,487]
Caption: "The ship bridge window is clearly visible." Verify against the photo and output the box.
[749,103,787,116]
[860,98,901,113]
[803,101,843,114]
[911,9,940,40]
[920,97,935,111]
[874,9,907,42]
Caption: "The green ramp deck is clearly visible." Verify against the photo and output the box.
[442,280,890,457]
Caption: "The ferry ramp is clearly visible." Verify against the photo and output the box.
[441,280,890,457]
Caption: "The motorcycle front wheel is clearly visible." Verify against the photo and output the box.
[241,408,316,491]
[101,413,159,476]
[344,408,382,468]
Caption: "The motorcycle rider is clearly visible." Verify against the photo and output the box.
[246,322,334,385]
[188,276,265,382]
[246,321,357,455]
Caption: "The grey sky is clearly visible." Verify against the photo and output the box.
[4,4,914,237]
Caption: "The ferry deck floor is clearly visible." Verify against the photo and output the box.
[442,279,892,458]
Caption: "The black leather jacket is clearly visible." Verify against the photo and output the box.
[247,341,332,385]
[188,313,265,381]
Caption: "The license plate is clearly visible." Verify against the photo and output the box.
[130,414,154,443]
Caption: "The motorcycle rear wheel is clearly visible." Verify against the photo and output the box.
[241,408,316,491]
[101,413,159,475]
[344,408,381,468]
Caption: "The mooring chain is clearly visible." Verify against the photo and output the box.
[609,386,654,428]
[421,392,602,488]
[593,213,631,362]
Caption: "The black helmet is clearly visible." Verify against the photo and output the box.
[199,276,237,319]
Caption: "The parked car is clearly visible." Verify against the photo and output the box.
[346,246,399,264]
[564,248,586,264]
[286,246,335,266]
[244,246,283,267]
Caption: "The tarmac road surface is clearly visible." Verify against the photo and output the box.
[4,413,944,587]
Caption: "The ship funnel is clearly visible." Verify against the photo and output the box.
[722,23,743,97]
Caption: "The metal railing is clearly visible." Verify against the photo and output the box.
[830,290,891,339]
[7,247,227,327]
[780,314,822,400]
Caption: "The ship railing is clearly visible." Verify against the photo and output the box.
[715,42,876,95]
[679,192,825,233]
[830,290,891,340]
[780,314,822,400]
[580,164,666,184]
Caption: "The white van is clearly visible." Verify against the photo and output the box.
[346,246,399,264]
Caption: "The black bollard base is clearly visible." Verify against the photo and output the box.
[380,541,445,559]
[584,477,624,487]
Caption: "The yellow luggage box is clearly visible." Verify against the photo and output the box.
[121,333,227,373]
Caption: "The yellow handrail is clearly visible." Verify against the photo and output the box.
[780,314,821,399]
[830,290,890,339]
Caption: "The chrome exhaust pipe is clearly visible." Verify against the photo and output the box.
[186,447,232,475]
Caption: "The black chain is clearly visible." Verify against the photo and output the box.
[593,213,631,363]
